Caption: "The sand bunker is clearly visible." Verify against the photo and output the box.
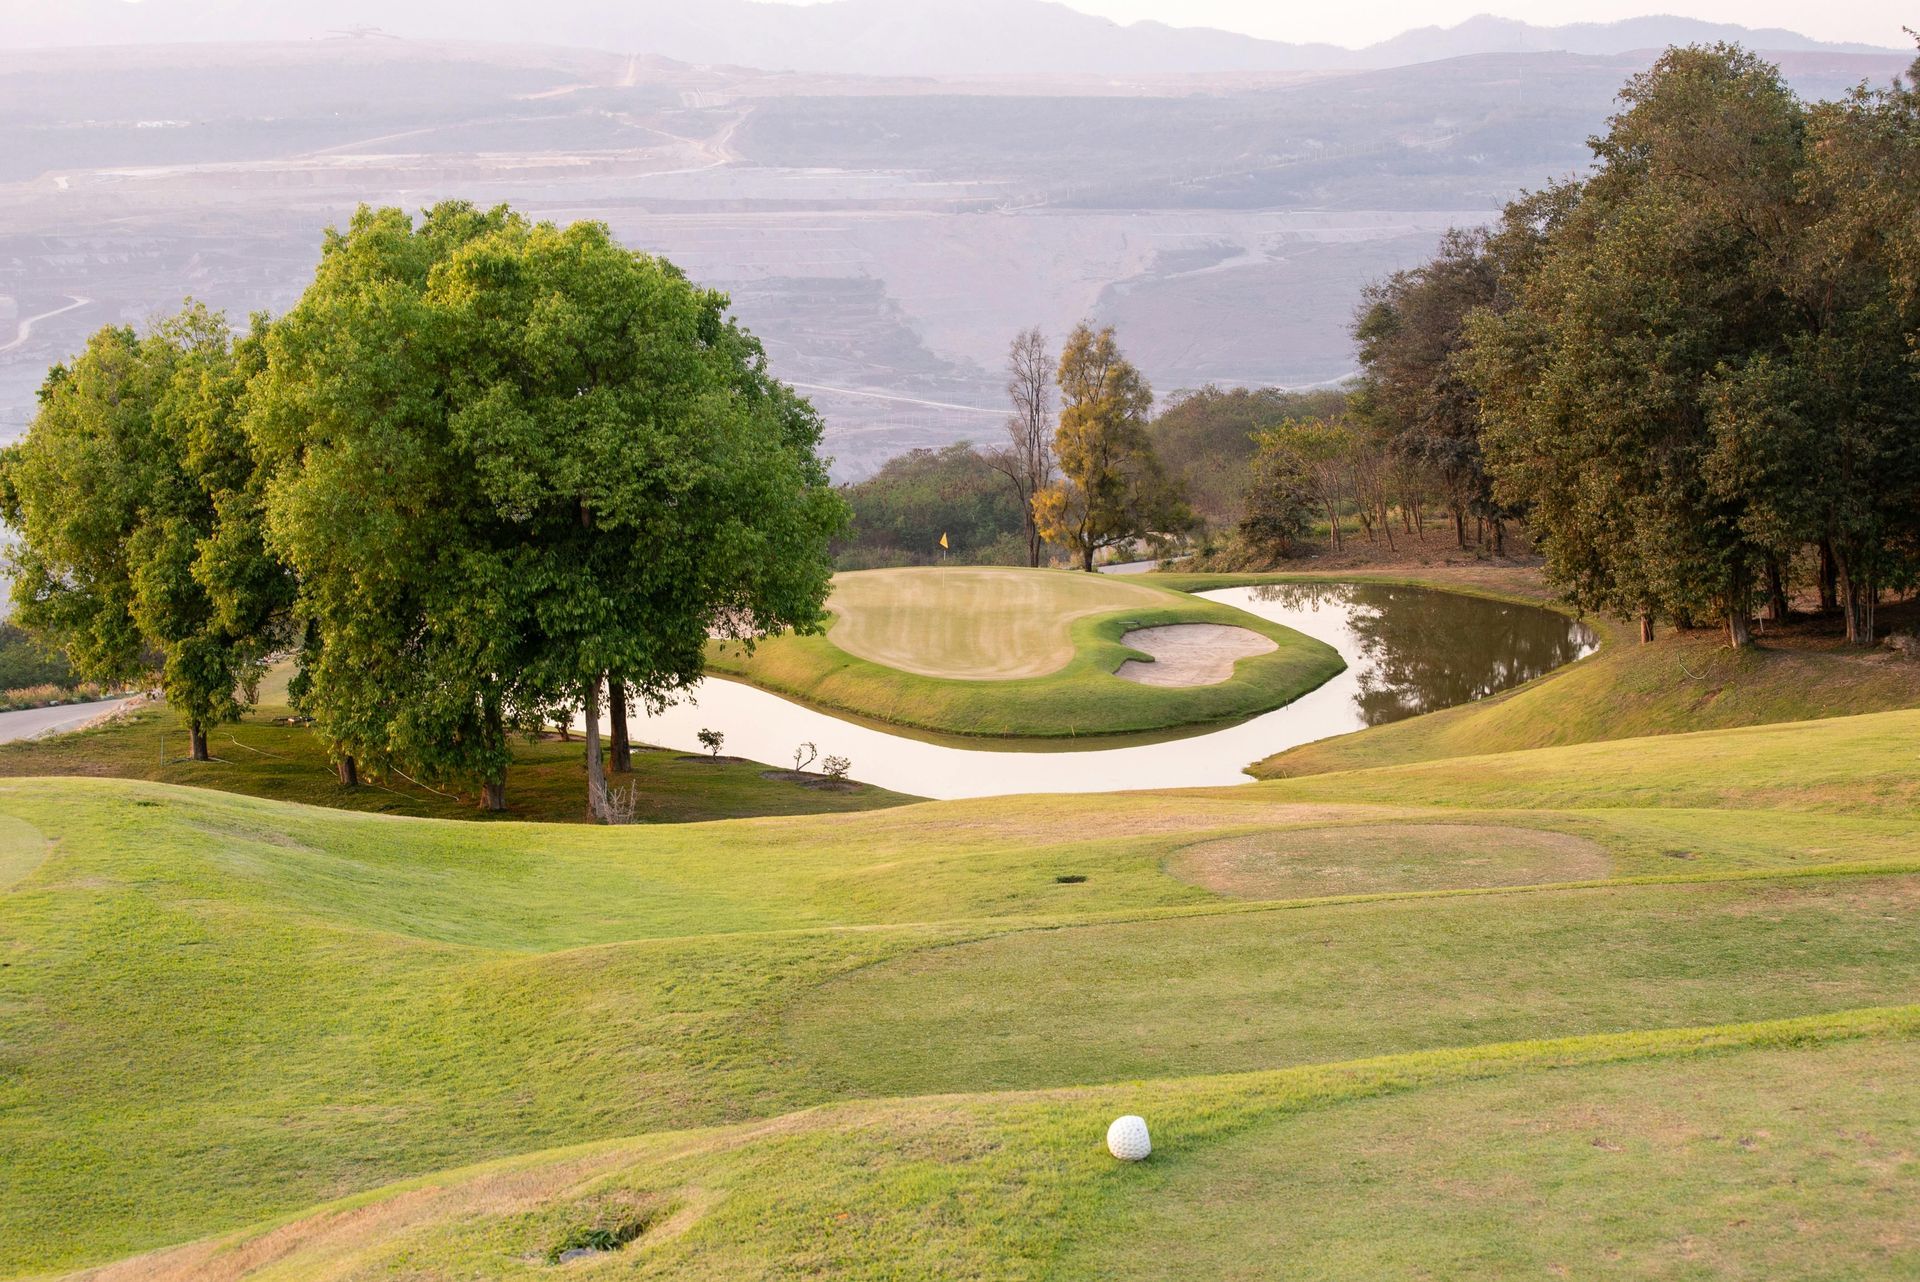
[1114,624,1277,687]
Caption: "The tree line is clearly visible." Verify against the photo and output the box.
[1,203,845,819]
[838,322,1191,571]
[1295,44,1920,647]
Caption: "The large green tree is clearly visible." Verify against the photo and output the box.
[248,203,843,819]
[1032,322,1187,571]
[0,305,287,759]
[430,212,845,820]
[1352,228,1503,551]
[247,203,526,806]
[1705,51,1920,644]
[1471,46,1807,647]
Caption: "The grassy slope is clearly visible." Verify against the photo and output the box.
[1152,569,1920,776]
[0,699,917,825]
[60,1016,1920,1281]
[7,705,1920,1275]
[708,568,1344,739]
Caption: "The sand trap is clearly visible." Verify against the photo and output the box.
[1114,624,1277,687]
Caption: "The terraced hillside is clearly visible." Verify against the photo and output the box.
[5,699,1919,1277]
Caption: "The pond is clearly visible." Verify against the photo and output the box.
[626,583,1596,800]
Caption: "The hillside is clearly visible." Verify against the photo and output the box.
[6,695,1920,1274]
[2,2,1899,72]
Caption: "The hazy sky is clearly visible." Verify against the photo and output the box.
[784,1,1909,49]
[1070,2,1907,47]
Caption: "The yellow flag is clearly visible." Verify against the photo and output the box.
[939,531,949,550]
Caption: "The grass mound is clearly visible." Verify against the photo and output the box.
[707,566,1344,739]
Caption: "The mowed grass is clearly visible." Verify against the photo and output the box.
[8,702,1920,1273]
[0,699,917,824]
[707,566,1345,738]
[824,566,1175,678]
[76,1013,1920,1281]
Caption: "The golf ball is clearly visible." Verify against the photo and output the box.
[1106,1114,1151,1161]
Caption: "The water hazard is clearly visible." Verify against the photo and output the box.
[626,582,1596,800]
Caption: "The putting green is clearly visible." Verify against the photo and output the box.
[825,567,1172,680]
[708,566,1346,739]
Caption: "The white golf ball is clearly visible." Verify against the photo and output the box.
[1106,1114,1151,1161]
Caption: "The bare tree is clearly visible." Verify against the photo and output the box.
[984,327,1056,567]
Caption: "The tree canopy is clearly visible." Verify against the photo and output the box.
[1033,322,1188,571]
[244,202,844,817]
[1,305,287,759]
[1454,45,1920,647]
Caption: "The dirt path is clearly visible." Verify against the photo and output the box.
[0,295,90,355]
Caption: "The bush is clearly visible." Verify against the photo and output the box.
[0,623,75,692]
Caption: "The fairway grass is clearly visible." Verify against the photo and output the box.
[8,702,1920,1273]
[708,566,1345,738]
[60,1011,1920,1281]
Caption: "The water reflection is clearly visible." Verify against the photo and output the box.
[1246,583,1596,727]
[622,583,1595,800]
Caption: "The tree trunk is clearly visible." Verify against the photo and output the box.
[1491,519,1506,558]
[584,676,609,822]
[608,678,632,773]
[336,755,359,787]
[1080,544,1095,573]
[1832,543,1874,646]
[478,687,507,811]
[188,719,208,762]
[1452,505,1467,550]
[1474,515,1484,548]
[1026,510,1042,569]
[1639,613,1656,644]
[1818,540,1839,612]
[1325,501,1342,552]
[1763,555,1788,625]
[1380,505,1395,552]
[1725,608,1752,649]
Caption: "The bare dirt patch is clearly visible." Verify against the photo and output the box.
[1115,624,1277,687]
[1167,822,1611,900]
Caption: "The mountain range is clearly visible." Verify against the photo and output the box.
[2,1,1903,74]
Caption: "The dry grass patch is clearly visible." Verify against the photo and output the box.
[1167,822,1611,899]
